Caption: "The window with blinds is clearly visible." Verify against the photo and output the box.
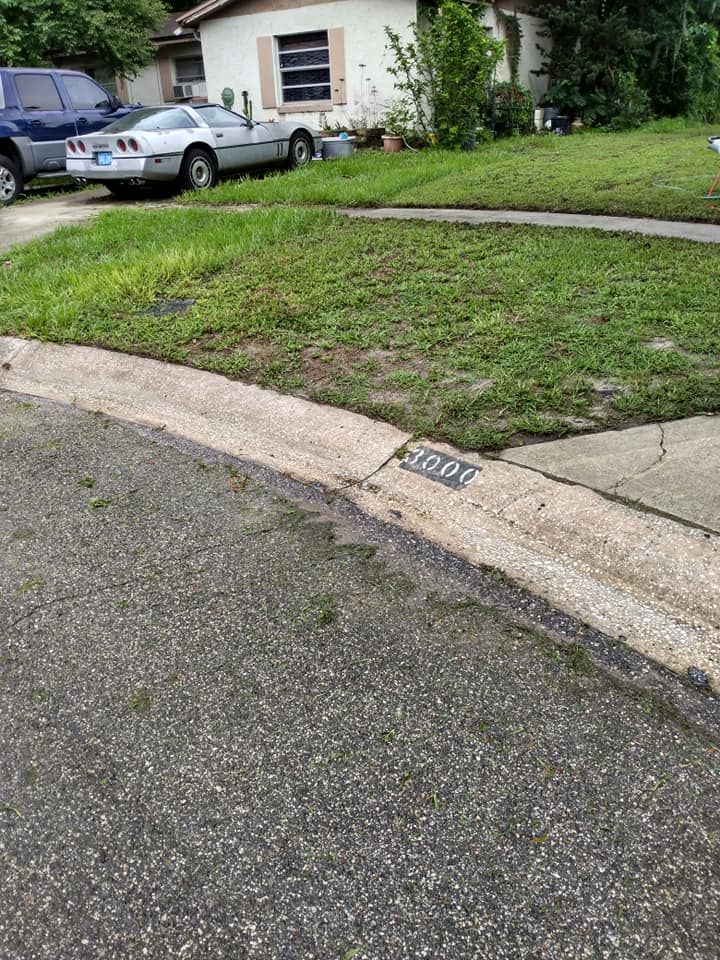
[277,31,331,104]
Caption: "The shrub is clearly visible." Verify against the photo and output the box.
[385,0,504,149]
[490,81,534,137]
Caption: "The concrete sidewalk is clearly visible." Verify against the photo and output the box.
[501,416,720,533]
[2,336,718,693]
[339,206,720,243]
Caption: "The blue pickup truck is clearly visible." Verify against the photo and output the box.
[0,68,136,204]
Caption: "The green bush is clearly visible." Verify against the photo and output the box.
[490,82,535,137]
[606,72,652,130]
[385,0,504,149]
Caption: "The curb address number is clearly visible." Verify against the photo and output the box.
[399,446,480,490]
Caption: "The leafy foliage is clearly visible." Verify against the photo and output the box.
[531,0,720,125]
[0,0,168,75]
[385,0,504,149]
[489,81,535,137]
[530,1,649,126]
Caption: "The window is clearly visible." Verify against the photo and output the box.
[16,75,63,111]
[277,31,331,104]
[174,56,206,85]
[103,107,197,133]
[63,75,111,111]
[195,105,246,126]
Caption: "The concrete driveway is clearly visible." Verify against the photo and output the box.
[0,188,125,253]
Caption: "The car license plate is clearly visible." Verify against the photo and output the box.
[95,151,112,166]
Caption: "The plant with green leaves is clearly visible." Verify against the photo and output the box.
[385,0,504,149]
[0,0,167,76]
[530,0,649,127]
[531,0,720,126]
[490,81,535,136]
[489,11,535,137]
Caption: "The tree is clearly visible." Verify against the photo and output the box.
[530,0,649,126]
[530,0,720,124]
[385,0,504,148]
[632,0,720,120]
[0,0,168,76]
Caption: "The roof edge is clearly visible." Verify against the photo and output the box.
[177,0,235,26]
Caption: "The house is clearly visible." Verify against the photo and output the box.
[177,0,547,127]
[123,13,208,105]
[55,13,209,106]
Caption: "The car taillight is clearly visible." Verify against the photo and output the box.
[68,141,77,153]
[128,138,139,152]
[77,140,86,153]
[117,139,127,152]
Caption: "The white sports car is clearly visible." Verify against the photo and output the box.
[65,103,321,197]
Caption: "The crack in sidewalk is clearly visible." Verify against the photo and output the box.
[612,424,667,496]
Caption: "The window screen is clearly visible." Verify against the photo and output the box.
[174,57,206,85]
[278,31,331,103]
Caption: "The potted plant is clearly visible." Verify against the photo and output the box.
[380,99,413,153]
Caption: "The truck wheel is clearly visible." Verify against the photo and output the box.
[0,153,22,205]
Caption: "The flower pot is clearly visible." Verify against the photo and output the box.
[382,135,403,153]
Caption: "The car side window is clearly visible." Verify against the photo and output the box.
[16,75,63,111]
[134,108,197,131]
[195,106,246,127]
[63,75,111,111]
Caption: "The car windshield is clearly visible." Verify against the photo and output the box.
[103,107,197,133]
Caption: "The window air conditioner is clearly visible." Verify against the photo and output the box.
[172,83,194,99]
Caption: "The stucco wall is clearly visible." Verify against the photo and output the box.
[197,0,418,127]
[127,63,164,106]
[484,6,549,103]
[127,43,207,106]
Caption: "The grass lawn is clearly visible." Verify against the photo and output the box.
[184,121,720,223]
[2,206,719,450]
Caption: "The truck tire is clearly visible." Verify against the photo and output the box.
[0,153,22,205]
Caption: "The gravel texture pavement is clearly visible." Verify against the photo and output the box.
[1,393,719,960]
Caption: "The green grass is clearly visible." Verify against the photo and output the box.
[184,122,720,222]
[2,206,719,450]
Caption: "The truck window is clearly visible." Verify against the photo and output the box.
[63,75,111,111]
[15,74,63,111]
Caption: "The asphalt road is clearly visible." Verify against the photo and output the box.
[1,393,719,960]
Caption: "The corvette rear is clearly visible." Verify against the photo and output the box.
[66,131,187,183]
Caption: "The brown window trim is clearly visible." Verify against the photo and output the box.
[278,100,333,114]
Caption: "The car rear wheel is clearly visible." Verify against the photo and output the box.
[288,133,313,169]
[179,148,217,192]
[0,154,22,205]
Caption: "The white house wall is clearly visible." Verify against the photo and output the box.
[197,0,418,126]
[127,63,164,106]
[485,6,549,103]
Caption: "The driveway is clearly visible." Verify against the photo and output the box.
[1,188,125,253]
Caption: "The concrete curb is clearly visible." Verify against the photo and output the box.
[338,207,720,244]
[2,336,718,688]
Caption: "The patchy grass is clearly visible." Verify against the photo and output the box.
[185,122,720,222]
[1,206,719,449]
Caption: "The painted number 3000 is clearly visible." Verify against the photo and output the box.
[399,447,480,490]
